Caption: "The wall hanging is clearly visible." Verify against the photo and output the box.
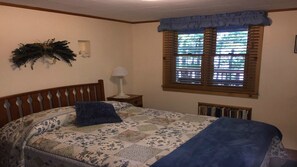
[11,39,76,69]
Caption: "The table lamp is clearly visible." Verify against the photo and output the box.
[112,66,130,98]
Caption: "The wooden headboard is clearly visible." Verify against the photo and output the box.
[0,79,105,128]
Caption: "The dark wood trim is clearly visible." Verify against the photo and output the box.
[131,20,159,24]
[268,8,297,13]
[0,79,105,128]
[162,26,262,99]
[163,86,258,99]
[0,2,159,24]
[1,2,297,24]
[0,2,132,24]
[107,94,143,107]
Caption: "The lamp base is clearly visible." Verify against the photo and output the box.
[114,93,130,99]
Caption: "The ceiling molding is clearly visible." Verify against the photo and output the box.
[268,8,297,13]
[1,2,297,24]
[0,2,132,24]
[131,20,159,24]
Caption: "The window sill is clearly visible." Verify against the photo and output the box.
[162,85,258,99]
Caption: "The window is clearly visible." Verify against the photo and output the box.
[213,29,248,87]
[162,26,264,98]
[176,33,204,84]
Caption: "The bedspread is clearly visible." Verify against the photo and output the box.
[151,117,283,167]
[1,102,216,167]
[0,106,75,167]
[0,102,287,167]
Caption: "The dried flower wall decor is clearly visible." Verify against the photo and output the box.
[11,39,76,69]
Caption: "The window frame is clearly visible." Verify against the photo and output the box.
[162,26,264,98]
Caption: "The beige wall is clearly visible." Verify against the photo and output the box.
[1,5,296,150]
[132,11,297,150]
[0,5,133,98]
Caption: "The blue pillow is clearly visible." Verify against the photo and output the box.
[75,101,122,126]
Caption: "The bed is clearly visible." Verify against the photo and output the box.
[0,79,288,167]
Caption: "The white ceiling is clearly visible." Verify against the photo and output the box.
[1,0,297,23]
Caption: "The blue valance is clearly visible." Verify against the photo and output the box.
[158,10,271,32]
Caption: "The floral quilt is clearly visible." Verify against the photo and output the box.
[0,101,287,167]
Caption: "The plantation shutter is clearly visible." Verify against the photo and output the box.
[244,26,264,95]
[162,26,264,98]
[163,31,177,87]
[202,28,216,87]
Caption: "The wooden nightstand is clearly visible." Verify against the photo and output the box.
[107,94,143,107]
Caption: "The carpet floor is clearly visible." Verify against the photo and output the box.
[282,160,297,167]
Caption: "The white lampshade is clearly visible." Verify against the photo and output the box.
[112,66,129,98]
[112,66,128,77]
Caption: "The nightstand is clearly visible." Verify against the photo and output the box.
[107,94,143,107]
